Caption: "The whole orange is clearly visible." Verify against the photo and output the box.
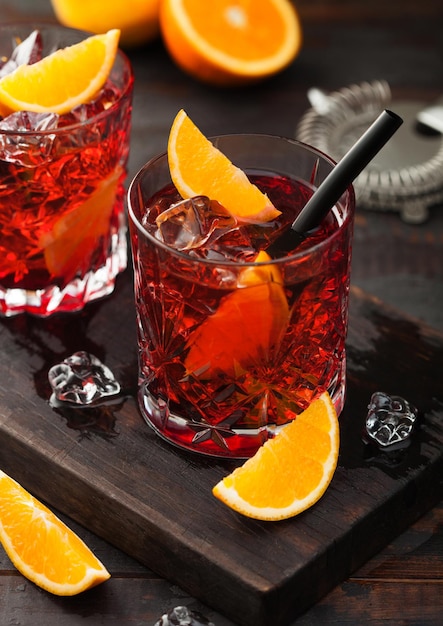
[50,0,160,47]
[160,0,302,86]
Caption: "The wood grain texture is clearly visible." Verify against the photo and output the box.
[1,501,442,625]
[1,1,443,624]
[0,283,442,626]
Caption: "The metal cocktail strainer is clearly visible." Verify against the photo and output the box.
[296,81,443,223]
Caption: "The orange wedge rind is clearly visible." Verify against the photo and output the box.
[168,109,281,223]
[0,29,120,116]
[0,470,110,595]
[212,392,339,520]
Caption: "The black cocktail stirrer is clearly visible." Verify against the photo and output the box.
[268,110,403,255]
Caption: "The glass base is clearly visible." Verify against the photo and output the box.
[0,227,127,317]
[138,360,347,459]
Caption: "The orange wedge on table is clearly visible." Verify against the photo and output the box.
[160,0,302,85]
[0,29,120,116]
[213,392,340,521]
[168,109,281,223]
[0,470,110,595]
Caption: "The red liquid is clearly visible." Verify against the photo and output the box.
[0,70,133,316]
[131,174,353,458]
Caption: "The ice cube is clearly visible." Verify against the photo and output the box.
[0,110,59,133]
[48,351,121,406]
[154,606,215,626]
[0,30,42,78]
[69,86,119,123]
[0,111,59,166]
[366,391,418,448]
[155,195,237,250]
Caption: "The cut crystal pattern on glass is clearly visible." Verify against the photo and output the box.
[365,391,418,448]
[48,351,120,406]
[154,605,215,626]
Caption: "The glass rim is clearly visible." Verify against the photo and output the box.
[0,20,134,137]
[127,133,355,268]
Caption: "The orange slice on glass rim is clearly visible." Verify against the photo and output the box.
[160,0,302,86]
[168,109,281,223]
[185,250,290,379]
[213,391,339,521]
[0,470,110,595]
[0,29,120,116]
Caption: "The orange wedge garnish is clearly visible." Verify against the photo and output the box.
[168,109,281,223]
[213,391,339,520]
[185,251,289,379]
[0,29,120,116]
[0,470,110,595]
[160,0,302,86]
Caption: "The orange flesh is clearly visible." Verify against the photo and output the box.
[185,281,289,379]
[0,471,110,594]
[183,0,287,60]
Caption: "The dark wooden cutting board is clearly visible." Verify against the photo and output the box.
[0,275,442,626]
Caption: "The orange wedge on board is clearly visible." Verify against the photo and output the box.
[0,29,120,116]
[0,470,110,595]
[168,109,281,223]
[213,391,339,520]
[160,0,302,85]
[185,251,289,379]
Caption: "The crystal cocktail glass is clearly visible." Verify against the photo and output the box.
[0,23,133,316]
[128,134,355,458]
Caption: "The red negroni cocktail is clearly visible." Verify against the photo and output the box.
[0,24,133,316]
[129,132,355,458]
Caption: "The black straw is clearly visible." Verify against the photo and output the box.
[270,110,403,255]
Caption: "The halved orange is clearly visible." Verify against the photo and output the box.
[168,109,281,223]
[160,0,302,85]
[39,165,122,280]
[213,391,339,520]
[51,0,160,47]
[0,29,120,116]
[0,470,110,595]
[185,251,289,379]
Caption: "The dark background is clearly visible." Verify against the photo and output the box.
[0,1,442,625]
[2,0,442,331]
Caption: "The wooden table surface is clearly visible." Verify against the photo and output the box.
[1,1,443,624]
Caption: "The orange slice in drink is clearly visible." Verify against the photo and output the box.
[40,166,122,280]
[0,470,110,595]
[168,109,281,223]
[160,0,302,86]
[213,391,339,520]
[0,29,120,116]
[185,251,289,379]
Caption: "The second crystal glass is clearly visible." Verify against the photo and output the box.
[0,23,134,316]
